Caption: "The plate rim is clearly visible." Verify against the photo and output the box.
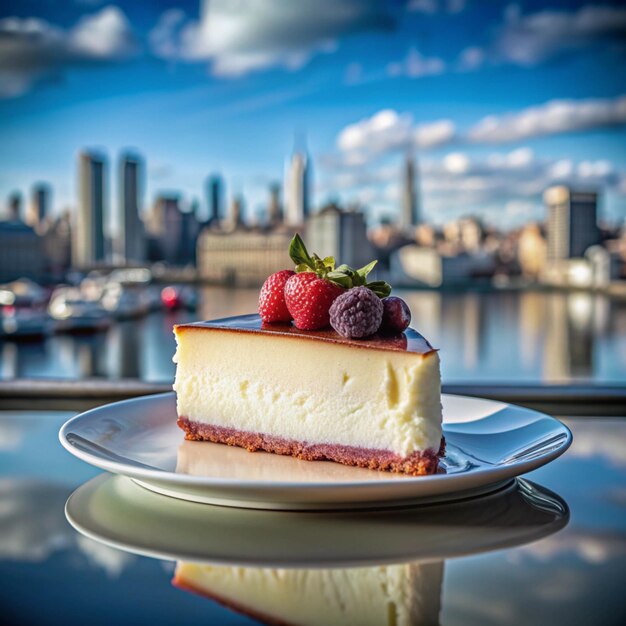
[64,473,570,568]
[59,391,573,492]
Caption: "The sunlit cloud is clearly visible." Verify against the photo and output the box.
[0,6,138,97]
[467,94,626,144]
[150,0,394,78]
[386,47,446,78]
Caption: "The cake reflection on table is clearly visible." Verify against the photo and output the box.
[173,559,443,626]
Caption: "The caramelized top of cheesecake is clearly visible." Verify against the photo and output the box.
[175,313,436,355]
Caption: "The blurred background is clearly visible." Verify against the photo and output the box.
[1,0,625,386]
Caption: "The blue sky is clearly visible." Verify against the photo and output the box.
[1,0,626,231]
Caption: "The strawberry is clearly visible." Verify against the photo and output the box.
[284,272,344,330]
[258,269,295,322]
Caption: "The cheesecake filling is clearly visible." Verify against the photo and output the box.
[173,328,442,458]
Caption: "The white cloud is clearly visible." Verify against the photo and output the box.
[150,0,392,78]
[415,119,456,148]
[386,47,445,78]
[458,46,485,71]
[494,3,626,66]
[468,94,626,144]
[0,6,138,97]
[337,109,455,161]
[407,0,467,15]
[338,109,414,154]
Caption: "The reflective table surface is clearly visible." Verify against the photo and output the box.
[1,411,625,626]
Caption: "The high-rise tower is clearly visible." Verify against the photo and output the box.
[119,152,144,263]
[206,174,223,224]
[544,186,600,260]
[400,153,419,230]
[73,151,106,268]
[29,183,50,232]
[268,182,282,226]
[284,145,310,226]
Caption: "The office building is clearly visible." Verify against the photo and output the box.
[7,192,22,221]
[118,153,145,264]
[268,182,282,226]
[545,186,600,260]
[206,175,223,224]
[0,222,44,282]
[307,203,374,269]
[73,151,106,268]
[228,195,244,229]
[29,183,50,233]
[145,194,182,264]
[284,149,310,226]
[400,153,419,230]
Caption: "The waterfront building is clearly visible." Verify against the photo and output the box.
[390,245,495,287]
[118,153,145,264]
[518,223,547,279]
[545,186,600,260]
[284,149,310,226]
[0,221,44,282]
[306,203,374,269]
[73,151,106,268]
[197,228,295,286]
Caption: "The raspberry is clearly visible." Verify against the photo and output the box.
[380,296,411,334]
[329,286,383,339]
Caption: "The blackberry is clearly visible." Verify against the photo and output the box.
[329,286,383,338]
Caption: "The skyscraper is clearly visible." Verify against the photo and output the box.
[119,152,144,264]
[7,192,22,221]
[29,183,50,232]
[268,182,282,226]
[545,186,600,260]
[73,151,106,268]
[400,153,419,230]
[229,194,244,228]
[206,174,223,224]
[284,149,310,226]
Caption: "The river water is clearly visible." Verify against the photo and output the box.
[2,288,625,384]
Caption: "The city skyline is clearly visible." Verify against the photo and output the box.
[1,1,626,229]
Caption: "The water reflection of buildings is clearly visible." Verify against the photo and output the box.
[543,293,609,381]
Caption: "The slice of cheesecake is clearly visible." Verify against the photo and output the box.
[173,314,443,475]
[173,561,444,626]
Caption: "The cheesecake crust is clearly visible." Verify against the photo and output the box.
[178,417,445,476]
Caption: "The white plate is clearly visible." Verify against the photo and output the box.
[65,474,568,568]
[59,392,572,510]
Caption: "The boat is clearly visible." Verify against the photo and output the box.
[48,287,112,333]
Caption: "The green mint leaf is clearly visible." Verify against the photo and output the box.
[289,233,314,269]
[326,271,353,289]
[366,280,392,298]
[356,260,377,280]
